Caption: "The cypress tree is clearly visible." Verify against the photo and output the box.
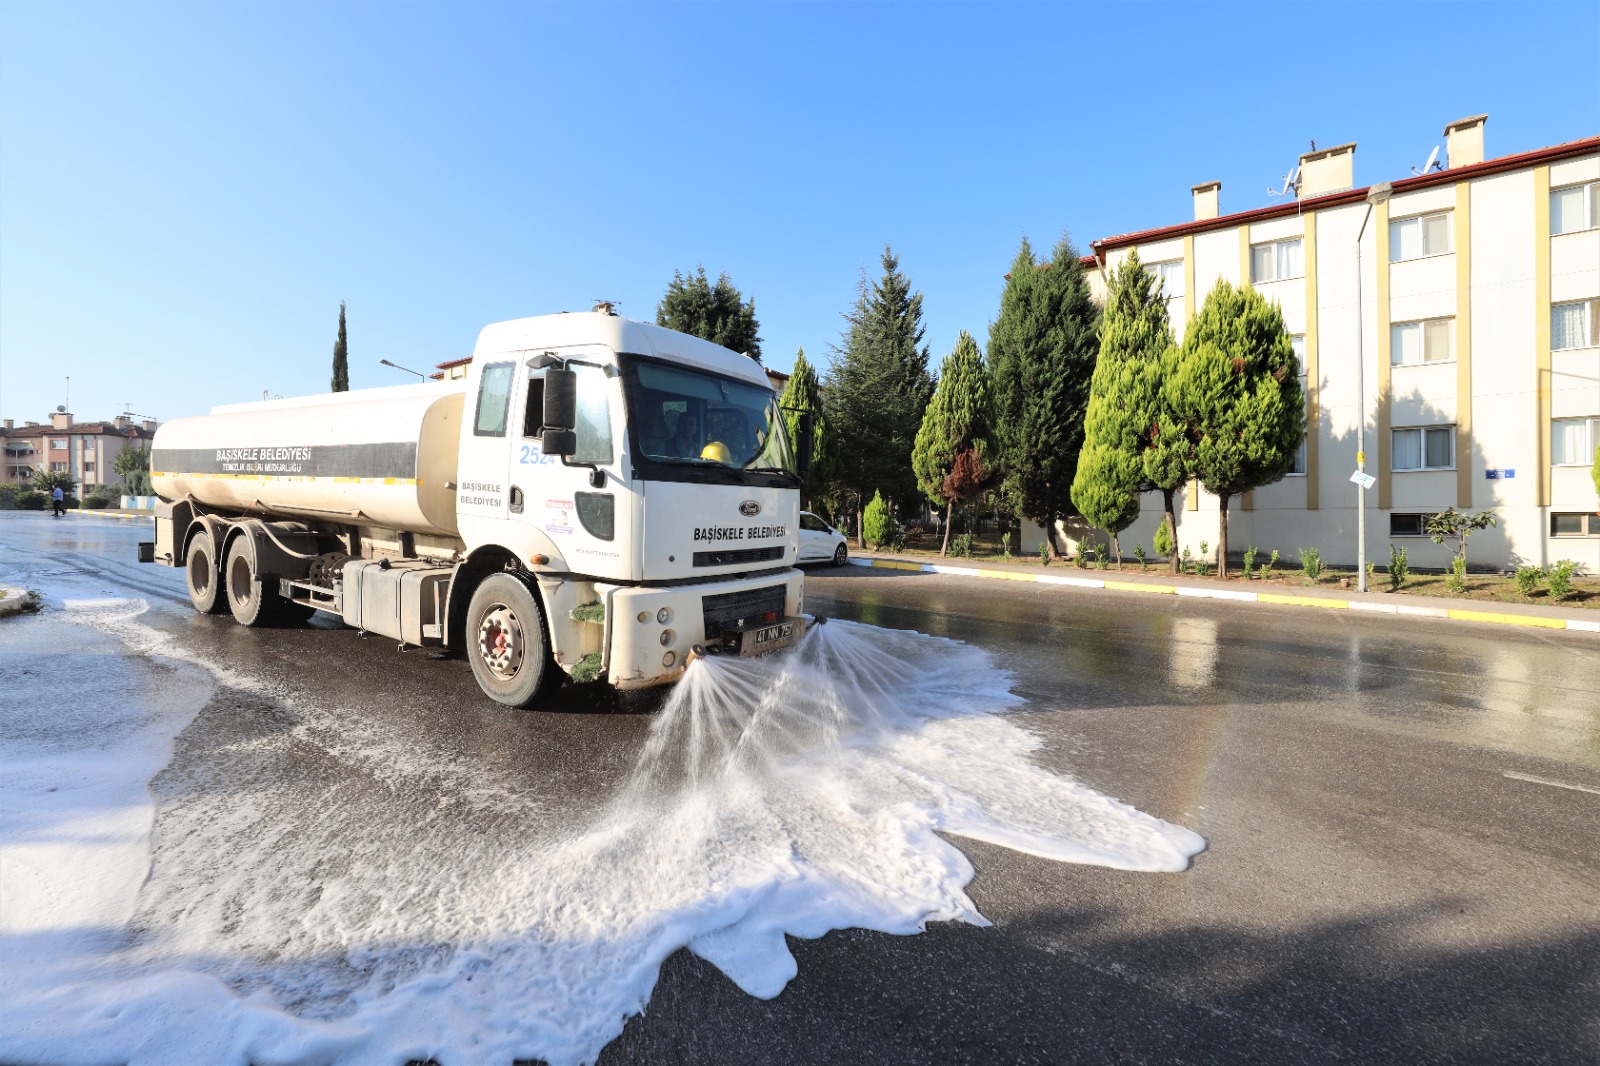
[1071,252,1171,566]
[1143,341,1193,574]
[825,247,934,544]
[987,234,1101,557]
[1171,278,1305,578]
[913,330,993,556]
[657,266,763,361]
[778,347,838,511]
[331,301,349,392]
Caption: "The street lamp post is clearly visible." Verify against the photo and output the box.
[1353,181,1393,593]
[379,358,427,380]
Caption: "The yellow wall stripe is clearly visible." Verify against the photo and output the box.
[1534,165,1552,509]
[1375,199,1392,510]
[1304,210,1320,510]
[1455,183,1474,508]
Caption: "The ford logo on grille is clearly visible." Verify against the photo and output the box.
[739,500,762,517]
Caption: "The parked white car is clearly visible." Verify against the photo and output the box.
[797,511,849,566]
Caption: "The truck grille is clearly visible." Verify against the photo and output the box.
[693,546,785,568]
[702,583,787,637]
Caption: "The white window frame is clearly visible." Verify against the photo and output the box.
[1390,513,1436,537]
[1149,260,1184,300]
[1551,513,1599,537]
[1550,181,1600,235]
[1550,416,1600,466]
[1392,425,1455,472]
[1551,299,1600,351]
[1389,211,1452,262]
[1390,317,1455,366]
[1250,238,1303,284]
[1288,334,1308,476]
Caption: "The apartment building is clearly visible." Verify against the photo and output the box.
[1053,116,1600,572]
[0,410,157,488]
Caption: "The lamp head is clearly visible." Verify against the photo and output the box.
[1366,182,1394,205]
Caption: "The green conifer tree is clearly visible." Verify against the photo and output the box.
[1071,252,1171,566]
[656,266,763,361]
[1170,279,1305,578]
[825,247,934,544]
[913,331,993,556]
[331,301,349,392]
[779,347,838,510]
[1143,341,1193,574]
[987,234,1101,557]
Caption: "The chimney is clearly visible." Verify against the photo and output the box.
[142,419,157,433]
[1444,114,1487,169]
[2,419,12,430]
[1191,180,1221,221]
[114,415,131,430]
[1298,142,1356,199]
[51,410,72,430]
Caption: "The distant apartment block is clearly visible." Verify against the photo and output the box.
[1,410,158,487]
[1049,116,1600,571]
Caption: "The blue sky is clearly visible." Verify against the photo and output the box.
[2,1,1596,425]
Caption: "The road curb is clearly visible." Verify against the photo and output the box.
[61,509,155,520]
[846,557,1598,635]
[0,586,34,618]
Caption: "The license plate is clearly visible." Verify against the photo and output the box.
[744,621,797,656]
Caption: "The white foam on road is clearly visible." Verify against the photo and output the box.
[2,605,1204,1066]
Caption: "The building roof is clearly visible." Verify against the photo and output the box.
[0,421,154,440]
[1089,134,1600,256]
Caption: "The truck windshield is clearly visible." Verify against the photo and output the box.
[620,355,800,484]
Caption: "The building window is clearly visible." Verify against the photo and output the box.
[49,439,67,450]
[51,462,67,472]
[83,461,94,473]
[1389,211,1451,261]
[1391,318,1454,365]
[1551,513,1599,537]
[1390,513,1435,536]
[1551,182,1600,235]
[1393,426,1454,471]
[1250,238,1303,283]
[1150,260,1184,299]
[1289,334,1307,475]
[1552,299,1600,351]
[1551,417,1600,466]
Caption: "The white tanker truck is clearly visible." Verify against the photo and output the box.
[138,309,814,707]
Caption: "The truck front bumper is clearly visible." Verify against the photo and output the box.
[603,569,805,690]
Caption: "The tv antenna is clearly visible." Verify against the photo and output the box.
[1267,164,1301,200]
[1411,145,1443,175]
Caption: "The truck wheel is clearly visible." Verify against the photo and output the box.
[185,532,228,614]
[466,573,553,708]
[225,537,272,627]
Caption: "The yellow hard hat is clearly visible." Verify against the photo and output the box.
[699,440,731,464]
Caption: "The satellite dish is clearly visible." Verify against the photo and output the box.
[1411,146,1442,175]
[56,405,66,413]
[1266,165,1301,199]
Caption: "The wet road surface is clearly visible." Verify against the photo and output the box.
[3,513,1597,1064]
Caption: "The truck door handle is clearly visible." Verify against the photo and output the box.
[509,486,524,514]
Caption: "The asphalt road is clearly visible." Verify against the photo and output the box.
[3,513,1597,1065]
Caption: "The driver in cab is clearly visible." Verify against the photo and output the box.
[670,413,703,458]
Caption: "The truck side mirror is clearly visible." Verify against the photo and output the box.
[543,368,577,431]
[540,368,578,457]
[796,413,814,481]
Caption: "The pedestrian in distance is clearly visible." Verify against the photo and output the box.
[52,485,65,517]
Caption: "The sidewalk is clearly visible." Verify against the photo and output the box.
[846,549,1600,636]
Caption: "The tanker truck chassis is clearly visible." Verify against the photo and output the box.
[139,311,813,708]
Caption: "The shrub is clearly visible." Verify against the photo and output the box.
[1243,546,1258,580]
[1074,542,1090,568]
[84,495,112,510]
[1548,559,1579,599]
[1132,543,1147,571]
[1153,519,1173,560]
[1387,545,1408,592]
[1038,540,1050,567]
[1514,565,1544,597]
[950,532,973,558]
[1197,540,1210,577]
[863,490,892,550]
[1299,547,1322,582]
[1264,549,1279,580]
[1181,546,1192,575]
[17,490,46,510]
[1094,544,1110,570]
[1001,531,1013,559]
[1445,556,1468,594]
[1366,561,1377,588]
[0,484,16,508]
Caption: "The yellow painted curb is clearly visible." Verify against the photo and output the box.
[1446,609,1566,629]
[1259,594,1350,609]
[870,560,927,572]
[1106,580,1174,594]
[984,570,1041,582]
